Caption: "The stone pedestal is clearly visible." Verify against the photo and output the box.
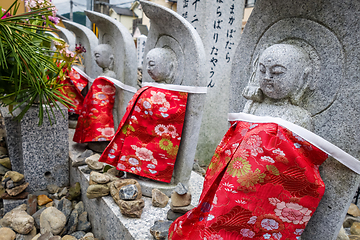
[2,105,69,192]
[69,129,204,240]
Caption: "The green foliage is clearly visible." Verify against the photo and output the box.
[0,0,71,125]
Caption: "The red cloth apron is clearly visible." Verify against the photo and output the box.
[169,120,328,240]
[58,68,89,114]
[73,77,116,143]
[99,86,188,183]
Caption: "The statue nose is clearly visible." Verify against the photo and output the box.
[265,71,273,80]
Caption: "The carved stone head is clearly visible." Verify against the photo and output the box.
[94,44,114,70]
[146,47,177,84]
[258,44,312,103]
[245,44,312,105]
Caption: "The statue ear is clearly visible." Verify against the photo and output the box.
[109,54,114,69]
[291,66,312,105]
[167,62,175,84]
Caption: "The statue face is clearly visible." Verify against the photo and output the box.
[94,44,113,69]
[146,48,176,83]
[257,44,308,100]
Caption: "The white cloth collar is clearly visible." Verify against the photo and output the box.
[142,82,207,94]
[228,113,360,175]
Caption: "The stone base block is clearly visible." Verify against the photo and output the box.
[1,105,69,192]
[69,129,204,240]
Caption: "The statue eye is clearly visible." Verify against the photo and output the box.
[148,60,155,67]
[95,53,100,58]
[271,66,286,75]
[259,63,266,73]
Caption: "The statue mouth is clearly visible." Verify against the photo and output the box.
[263,81,274,90]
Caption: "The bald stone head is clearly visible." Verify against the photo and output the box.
[146,48,177,84]
[94,44,114,70]
[256,44,311,102]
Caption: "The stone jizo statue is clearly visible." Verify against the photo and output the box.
[94,44,116,78]
[146,47,177,84]
[243,44,313,130]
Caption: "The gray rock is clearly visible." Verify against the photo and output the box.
[87,142,109,154]
[2,177,10,187]
[119,184,138,201]
[119,199,145,218]
[0,227,16,240]
[49,193,59,200]
[58,188,68,199]
[37,232,53,240]
[5,179,25,189]
[0,164,11,176]
[167,209,184,221]
[86,184,109,199]
[79,150,94,160]
[67,182,81,201]
[27,194,37,216]
[32,207,46,230]
[174,182,188,195]
[72,150,93,167]
[3,171,23,183]
[152,189,169,208]
[89,172,110,184]
[149,220,173,240]
[6,182,29,197]
[337,226,349,240]
[55,198,72,222]
[61,236,76,240]
[48,237,61,240]
[0,209,34,234]
[62,209,79,236]
[106,168,123,178]
[80,167,91,175]
[31,233,41,240]
[70,231,85,239]
[171,192,191,207]
[0,157,11,170]
[85,155,103,171]
[68,120,77,130]
[109,180,142,206]
[46,185,59,194]
[348,203,360,217]
[170,203,194,214]
[192,161,206,176]
[74,201,85,216]
[15,226,37,240]
[343,215,360,228]
[76,212,91,232]
[40,207,66,235]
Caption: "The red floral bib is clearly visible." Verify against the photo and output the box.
[99,86,188,183]
[59,67,89,114]
[73,77,116,143]
[169,120,328,240]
